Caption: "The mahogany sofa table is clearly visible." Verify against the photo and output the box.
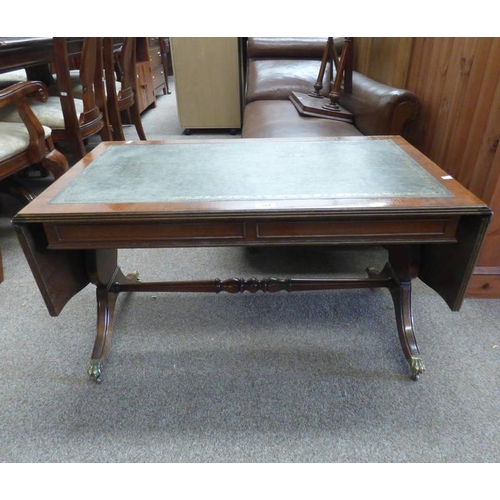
[13,137,491,382]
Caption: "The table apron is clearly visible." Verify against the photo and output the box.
[0,38,85,72]
[43,215,460,249]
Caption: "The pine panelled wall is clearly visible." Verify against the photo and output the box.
[354,37,414,89]
[354,37,500,298]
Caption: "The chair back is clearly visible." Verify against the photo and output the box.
[53,37,106,143]
[116,37,137,106]
[104,37,146,141]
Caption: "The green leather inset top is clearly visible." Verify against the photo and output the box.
[51,139,452,204]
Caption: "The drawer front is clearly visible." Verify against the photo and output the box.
[149,48,162,67]
[152,66,165,89]
[148,37,159,48]
[255,217,459,243]
[43,216,460,249]
[45,222,247,248]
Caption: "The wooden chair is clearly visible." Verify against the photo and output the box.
[0,81,69,279]
[0,80,68,201]
[0,38,111,161]
[103,37,146,141]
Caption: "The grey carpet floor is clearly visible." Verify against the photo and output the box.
[1,81,499,463]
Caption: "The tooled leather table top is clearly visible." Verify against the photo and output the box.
[50,139,451,205]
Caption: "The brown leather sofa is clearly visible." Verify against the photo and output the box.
[242,37,419,138]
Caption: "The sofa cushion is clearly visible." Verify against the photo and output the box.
[247,37,328,59]
[245,59,332,103]
[245,37,347,104]
[242,100,363,138]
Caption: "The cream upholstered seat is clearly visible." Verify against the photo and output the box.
[0,95,84,130]
[0,121,52,159]
[0,69,27,88]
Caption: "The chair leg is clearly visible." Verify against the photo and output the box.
[0,177,36,205]
[40,142,69,180]
[65,134,87,162]
[109,108,125,141]
[129,101,147,140]
[99,110,113,142]
[100,126,112,142]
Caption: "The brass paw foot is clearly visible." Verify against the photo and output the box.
[126,270,140,282]
[87,359,104,383]
[410,356,425,381]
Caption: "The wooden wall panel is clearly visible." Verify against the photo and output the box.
[354,37,413,89]
[404,37,500,297]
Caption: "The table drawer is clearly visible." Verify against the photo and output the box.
[45,221,246,248]
[255,217,459,243]
[44,216,460,249]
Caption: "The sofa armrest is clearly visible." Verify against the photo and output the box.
[340,72,419,136]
